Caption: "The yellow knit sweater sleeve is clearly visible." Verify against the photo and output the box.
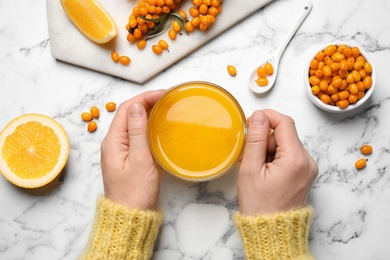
[80,197,163,260]
[234,206,314,260]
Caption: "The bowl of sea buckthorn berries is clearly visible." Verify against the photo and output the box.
[305,42,375,113]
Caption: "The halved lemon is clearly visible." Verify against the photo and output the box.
[60,0,117,44]
[0,114,70,189]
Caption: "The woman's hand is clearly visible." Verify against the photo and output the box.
[100,90,165,210]
[237,109,318,215]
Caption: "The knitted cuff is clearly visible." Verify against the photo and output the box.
[81,197,163,260]
[234,206,314,260]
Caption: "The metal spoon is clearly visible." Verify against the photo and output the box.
[249,1,313,95]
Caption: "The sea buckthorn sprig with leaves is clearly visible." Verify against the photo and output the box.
[125,0,223,54]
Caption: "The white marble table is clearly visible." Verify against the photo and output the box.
[1,0,390,259]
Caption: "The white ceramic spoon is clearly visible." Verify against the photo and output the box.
[249,1,313,95]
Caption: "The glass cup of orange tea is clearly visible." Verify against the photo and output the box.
[148,81,247,182]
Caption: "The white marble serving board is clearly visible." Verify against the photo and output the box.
[46,0,273,84]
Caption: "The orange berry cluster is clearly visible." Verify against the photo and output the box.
[125,0,222,55]
[308,44,373,109]
[355,144,373,170]
[255,62,274,86]
[111,49,131,65]
[81,103,117,133]
[186,0,222,32]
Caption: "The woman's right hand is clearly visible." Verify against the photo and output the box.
[237,109,318,216]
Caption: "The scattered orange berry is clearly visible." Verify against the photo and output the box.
[111,49,119,62]
[105,102,117,112]
[158,40,169,51]
[119,56,131,65]
[360,144,372,155]
[152,45,163,55]
[87,121,98,133]
[90,106,100,119]
[227,65,237,76]
[355,158,367,169]
[81,112,93,122]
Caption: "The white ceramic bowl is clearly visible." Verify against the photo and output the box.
[304,41,376,113]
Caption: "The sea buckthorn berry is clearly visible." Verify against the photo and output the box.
[324,45,336,56]
[199,4,208,14]
[358,69,367,79]
[311,85,320,95]
[199,23,208,31]
[340,60,349,71]
[322,65,332,77]
[111,49,119,62]
[319,80,328,92]
[363,62,372,73]
[137,39,147,50]
[105,102,116,112]
[348,94,357,104]
[178,9,187,19]
[158,40,169,51]
[355,158,366,169]
[351,47,360,58]
[354,60,364,70]
[81,112,93,122]
[264,62,274,75]
[172,20,181,32]
[211,0,220,7]
[316,51,325,61]
[189,7,200,17]
[330,79,340,90]
[357,91,365,100]
[331,93,339,102]
[255,78,268,86]
[208,6,218,16]
[363,76,373,89]
[200,15,210,26]
[309,76,320,86]
[360,145,372,155]
[348,83,358,94]
[119,56,131,65]
[152,45,163,55]
[168,29,176,40]
[161,5,171,13]
[90,106,100,119]
[327,85,337,95]
[310,59,318,70]
[356,55,366,63]
[206,14,216,23]
[191,17,200,27]
[127,33,136,43]
[331,52,344,62]
[88,121,98,133]
[315,69,323,78]
[185,21,194,32]
[338,90,350,100]
[320,94,331,104]
[227,65,237,76]
[193,0,202,6]
[357,81,365,92]
[133,28,142,38]
[337,99,349,109]
[352,70,361,82]
[257,67,267,78]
